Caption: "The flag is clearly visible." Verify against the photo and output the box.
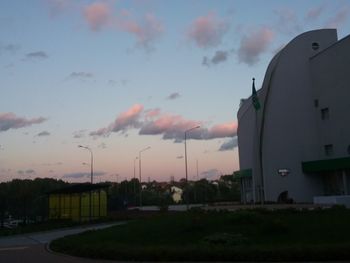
[252,78,261,111]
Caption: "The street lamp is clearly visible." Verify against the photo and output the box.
[184,126,200,210]
[78,145,93,184]
[134,157,138,205]
[139,146,151,208]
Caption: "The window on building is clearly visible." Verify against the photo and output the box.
[347,145,350,155]
[312,42,320,50]
[321,108,329,120]
[324,144,333,156]
[314,99,319,108]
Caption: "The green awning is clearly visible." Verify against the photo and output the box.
[302,157,350,173]
[233,169,252,179]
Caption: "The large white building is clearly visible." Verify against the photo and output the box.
[235,29,350,204]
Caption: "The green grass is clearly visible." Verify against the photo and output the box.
[50,207,350,261]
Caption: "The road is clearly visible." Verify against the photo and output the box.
[0,222,126,263]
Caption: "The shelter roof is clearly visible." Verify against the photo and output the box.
[47,183,110,194]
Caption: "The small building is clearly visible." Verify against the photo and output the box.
[170,186,183,203]
[48,183,109,221]
[235,29,350,205]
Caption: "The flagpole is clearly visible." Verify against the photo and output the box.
[252,78,257,204]
[252,77,266,204]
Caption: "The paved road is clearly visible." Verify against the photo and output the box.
[0,222,126,263]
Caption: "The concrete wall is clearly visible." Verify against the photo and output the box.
[261,29,338,202]
[237,29,347,203]
[310,35,350,160]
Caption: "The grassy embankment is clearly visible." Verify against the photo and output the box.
[50,207,350,261]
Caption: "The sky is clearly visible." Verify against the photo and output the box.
[0,0,349,183]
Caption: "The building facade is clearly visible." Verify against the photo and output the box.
[235,29,350,203]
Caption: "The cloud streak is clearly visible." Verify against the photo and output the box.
[90,104,237,142]
[25,51,48,60]
[187,12,229,49]
[201,168,219,178]
[237,27,274,66]
[325,7,350,28]
[166,92,181,100]
[305,5,324,21]
[203,50,230,66]
[46,0,73,17]
[83,2,112,31]
[0,43,20,54]
[90,104,144,137]
[63,171,106,178]
[81,2,164,51]
[67,71,93,80]
[219,137,238,151]
[0,113,46,132]
[17,169,36,175]
[37,131,50,137]
[273,8,301,35]
[118,13,164,51]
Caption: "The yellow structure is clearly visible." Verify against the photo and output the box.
[48,183,109,221]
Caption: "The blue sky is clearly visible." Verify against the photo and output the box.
[0,0,349,182]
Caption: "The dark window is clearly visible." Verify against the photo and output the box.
[321,108,329,120]
[348,145,350,155]
[314,99,319,108]
[324,144,333,156]
[312,42,320,50]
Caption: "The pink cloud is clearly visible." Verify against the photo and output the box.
[187,12,229,49]
[238,27,274,66]
[90,104,143,137]
[46,0,73,17]
[140,111,237,142]
[140,114,201,142]
[208,122,237,139]
[273,8,301,34]
[47,1,163,50]
[117,13,164,51]
[144,108,161,119]
[83,2,112,31]
[306,5,324,21]
[90,105,237,142]
[0,113,46,132]
[325,7,350,28]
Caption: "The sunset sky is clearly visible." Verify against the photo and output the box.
[1,0,349,183]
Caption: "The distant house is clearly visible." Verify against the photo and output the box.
[171,186,183,203]
[47,183,109,221]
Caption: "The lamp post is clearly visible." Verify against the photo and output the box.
[78,145,93,221]
[134,157,138,205]
[184,126,200,210]
[139,146,151,208]
[78,145,93,184]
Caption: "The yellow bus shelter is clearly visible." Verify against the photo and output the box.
[48,183,109,221]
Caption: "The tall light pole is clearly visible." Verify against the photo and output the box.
[134,157,138,205]
[184,126,200,210]
[78,145,93,184]
[139,146,151,208]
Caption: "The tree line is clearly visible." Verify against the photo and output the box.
[0,175,240,225]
